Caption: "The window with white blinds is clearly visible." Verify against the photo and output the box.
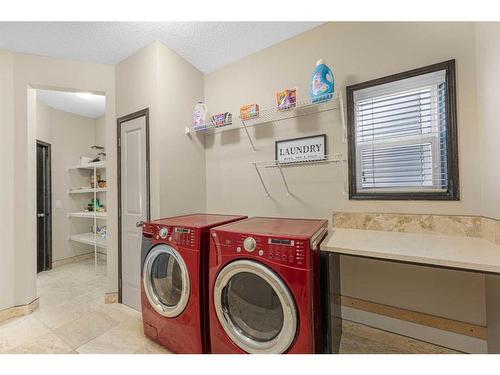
[347,62,460,199]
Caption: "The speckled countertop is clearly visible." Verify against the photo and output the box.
[320,228,500,274]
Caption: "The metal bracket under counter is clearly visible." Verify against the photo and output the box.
[320,228,500,354]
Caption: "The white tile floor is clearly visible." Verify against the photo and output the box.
[0,258,169,354]
[0,258,457,354]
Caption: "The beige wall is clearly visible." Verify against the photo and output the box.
[116,43,161,219]
[36,99,52,143]
[95,115,106,149]
[204,22,484,350]
[36,100,105,262]
[0,49,15,311]
[157,42,206,217]
[204,22,480,217]
[475,23,500,221]
[116,41,206,221]
[12,53,116,306]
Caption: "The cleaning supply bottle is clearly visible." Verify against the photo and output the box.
[310,59,334,102]
[193,101,208,129]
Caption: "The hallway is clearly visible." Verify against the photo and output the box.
[0,259,169,354]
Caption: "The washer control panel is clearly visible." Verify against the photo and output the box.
[151,226,196,249]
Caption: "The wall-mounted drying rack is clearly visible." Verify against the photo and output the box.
[252,154,347,197]
[185,92,347,152]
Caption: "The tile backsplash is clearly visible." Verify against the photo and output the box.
[333,212,500,246]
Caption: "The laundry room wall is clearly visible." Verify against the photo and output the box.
[156,42,206,217]
[35,100,105,263]
[203,22,484,351]
[475,23,500,221]
[11,52,115,308]
[0,49,15,311]
[116,42,162,220]
[95,115,106,149]
[36,99,52,143]
[116,41,206,220]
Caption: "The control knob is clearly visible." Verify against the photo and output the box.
[159,227,169,239]
[243,237,256,252]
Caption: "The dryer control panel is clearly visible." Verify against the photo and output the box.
[213,231,312,269]
[267,237,307,267]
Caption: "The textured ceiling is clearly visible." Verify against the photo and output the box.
[0,22,323,73]
[37,89,105,119]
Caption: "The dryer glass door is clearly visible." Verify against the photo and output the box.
[143,244,190,317]
[214,260,297,354]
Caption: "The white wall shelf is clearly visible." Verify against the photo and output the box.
[68,160,106,171]
[68,187,107,194]
[252,155,347,197]
[68,211,107,219]
[187,119,233,133]
[69,232,107,248]
[185,92,347,151]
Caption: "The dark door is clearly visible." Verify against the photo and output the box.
[37,140,52,273]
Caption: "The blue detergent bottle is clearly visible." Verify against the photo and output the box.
[310,59,334,102]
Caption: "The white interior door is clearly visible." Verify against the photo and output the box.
[120,114,148,311]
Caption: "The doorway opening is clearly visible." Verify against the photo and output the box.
[33,87,110,318]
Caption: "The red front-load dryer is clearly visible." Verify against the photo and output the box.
[140,214,247,354]
[209,217,328,354]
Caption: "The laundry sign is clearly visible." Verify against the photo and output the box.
[275,134,327,164]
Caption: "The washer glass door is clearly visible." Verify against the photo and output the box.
[143,244,190,317]
[214,260,297,353]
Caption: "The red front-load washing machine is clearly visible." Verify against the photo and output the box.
[140,214,247,354]
[208,217,328,354]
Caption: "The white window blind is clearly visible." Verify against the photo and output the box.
[353,70,448,192]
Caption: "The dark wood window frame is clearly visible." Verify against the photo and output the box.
[346,60,459,201]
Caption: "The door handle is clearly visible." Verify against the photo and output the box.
[37,213,45,218]
[136,221,144,228]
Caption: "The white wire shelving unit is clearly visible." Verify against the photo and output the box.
[252,154,347,197]
[185,92,347,151]
[67,161,107,273]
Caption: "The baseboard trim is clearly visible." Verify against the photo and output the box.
[341,318,460,353]
[341,306,487,353]
[52,252,93,267]
[52,252,107,268]
[0,298,39,324]
[105,292,118,304]
[340,295,487,340]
